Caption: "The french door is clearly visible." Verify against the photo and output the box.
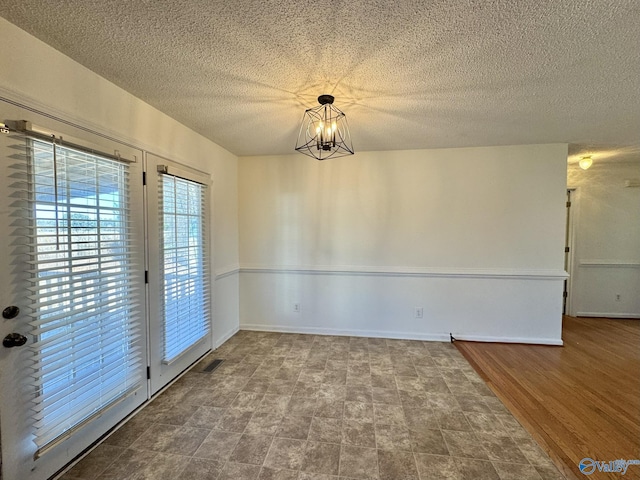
[0,110,148,480]
[146,154,212,395]
[0,106,212,479]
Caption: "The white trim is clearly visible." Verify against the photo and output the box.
[564,187,579,318]
[214,325,240,348]
[215,264,240,280]
[0,91,142,152]
[239,264,568,280]
[451,334,563,346]
[577,312,640,319]
[240,324,563,345]
[0,88,236,166]
[240,324,450,342]
[578,260,640,268]
[150,154,210,184]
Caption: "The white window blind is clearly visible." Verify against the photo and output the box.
[158,172,210,363]
[19,137,143,454]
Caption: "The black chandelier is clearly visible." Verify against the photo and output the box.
[295,94,354,160]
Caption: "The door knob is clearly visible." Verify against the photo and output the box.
[2,306,19,319]
[3,333,28,348]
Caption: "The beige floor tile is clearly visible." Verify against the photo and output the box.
[436,411,473,432]
[409,428,448,455]
[217,408,254,432]
[373,404,405,426]
[492,462,543,480]
[130,424,209,456]
[339,445,379,479]
[315,399,344,418]
[377,449,419,480]
[65,444,126,480]
[453,458,500,480]
[277,415,312,440]
[343,401,374,422]
[309,417,343,443]
[257,466,299,479]
[134,452,191,480]
[185,406,226,429]
[346,385,373,403]
[301,441,341,476]
[217,462,261,480]
[475,433,529,463]
[103,415,153,448]
[371,387,401,405]
[193,430,242,462]
[177,457,224,480]
[414,453,461,480]
[374,423,412,451]
[245,412,284,436]
[287,396,318,416]
[229,434,274,465]
[264,437,307,470]
[94,449,157,480]
[342,420,376,448]
[441,430,488,459]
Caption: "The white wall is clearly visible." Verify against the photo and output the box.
[239,144,568,344]
[0,18,240,344]
[568,162,640,318]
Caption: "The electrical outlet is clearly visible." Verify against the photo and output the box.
[293,303,301,313]
[615,294,621,302]
[414,307,424,319]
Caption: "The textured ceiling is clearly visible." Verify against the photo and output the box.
[1,0,639,162]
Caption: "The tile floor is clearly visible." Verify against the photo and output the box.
[62,331,567,480]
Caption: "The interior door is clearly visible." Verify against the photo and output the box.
[0,107,148,480]
[146,153,212,395]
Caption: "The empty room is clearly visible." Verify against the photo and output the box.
[0,2,638,480]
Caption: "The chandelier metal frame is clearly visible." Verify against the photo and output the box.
[295,95,354,160]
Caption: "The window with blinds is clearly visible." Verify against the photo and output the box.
[24,138,143,453]
[158,172,210,363]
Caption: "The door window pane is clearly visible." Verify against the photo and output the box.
[159,174,209,362]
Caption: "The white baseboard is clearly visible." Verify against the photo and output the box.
[214,325,240,348]
[451,334,563,346]
[576,312,640,319]
[240,323,563,345]
[241,323,450,342]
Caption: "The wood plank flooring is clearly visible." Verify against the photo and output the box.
[456,316,640,480]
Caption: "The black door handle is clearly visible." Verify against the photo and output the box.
[3,333,28,348]
[2,306,19,319]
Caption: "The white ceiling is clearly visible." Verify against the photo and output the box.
[1,1,639,163]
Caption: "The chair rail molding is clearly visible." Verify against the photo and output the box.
[238,264,568,280]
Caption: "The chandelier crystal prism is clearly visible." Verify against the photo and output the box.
[295,94,354,160]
